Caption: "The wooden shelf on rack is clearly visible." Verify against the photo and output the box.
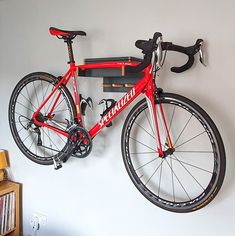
[0,181,21,236]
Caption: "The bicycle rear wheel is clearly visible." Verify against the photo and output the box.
[121,93,225,212]
[9,72,77,165]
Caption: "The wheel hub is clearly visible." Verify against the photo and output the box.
[162,147,175,158]
[35,112,47,123]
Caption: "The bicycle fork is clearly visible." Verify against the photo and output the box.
[145,80,174,157]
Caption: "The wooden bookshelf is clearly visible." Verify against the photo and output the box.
[0,181,21,236]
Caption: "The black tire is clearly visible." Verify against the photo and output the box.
[9,72,77,165]
[121,92,226,212]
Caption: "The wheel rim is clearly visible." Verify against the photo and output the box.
[9,76,74,163]
[123,96,221,211]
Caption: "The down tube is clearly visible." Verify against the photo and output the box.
[89,80,147,138]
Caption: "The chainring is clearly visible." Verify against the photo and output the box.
[67,125,93,159]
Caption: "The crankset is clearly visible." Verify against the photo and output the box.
[64,125,92,161]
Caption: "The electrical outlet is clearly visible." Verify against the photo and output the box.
[32,213,47,226]
[30,215,40,232]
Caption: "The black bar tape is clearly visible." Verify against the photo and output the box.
[125,32,162,74]
[171,55,194,73]
[125,53,152,73]
[162,39,203,73]
[135,40,147,50]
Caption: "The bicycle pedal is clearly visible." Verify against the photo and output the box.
[53,157,63,170]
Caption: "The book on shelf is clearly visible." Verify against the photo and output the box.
[0,197,3,232]
[0,192,16,234]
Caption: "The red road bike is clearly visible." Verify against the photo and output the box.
[9,27,226,212]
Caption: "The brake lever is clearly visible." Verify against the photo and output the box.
[199,41,207,67]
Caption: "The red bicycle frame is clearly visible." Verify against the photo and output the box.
[32,60,173,157]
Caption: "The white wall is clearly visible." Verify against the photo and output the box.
[0,0,235,235]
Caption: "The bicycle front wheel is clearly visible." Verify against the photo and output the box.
[121,93,225,212]
[9,72,77,165]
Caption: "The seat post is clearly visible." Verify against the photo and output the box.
[64,38,75,64]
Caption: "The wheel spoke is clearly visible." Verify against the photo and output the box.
[174,150,213,153]
[52,109,70,113]
[41,80,48,115]
[26,84,36,112]
[134,121,156,140]
[170,154,206,190]
[145,159,164,186]
[29,134,37,151]
[42,128,61,153]
[43,80,52,114]
[53,94,66,111]
[158,159,163,196]
[16,101,34,113]
[15,111,30,119]
[135,157,160,171]
[15,119,28,124]
[21,89,37,111]
[173,114,193,146]
[54,131,66,144]
[129,136,157,153]
[33,81,40,107]
[130,151,157,155]
[165,158,191,200]
[22,132,32,143]
[168,105,176,132]
[170,156,175,202]
[144,109,155,135]
[17,126,25,133]
[42,125,46,158]
[174,131,207,149]
[45,86,58,114]
[169,154,213,174]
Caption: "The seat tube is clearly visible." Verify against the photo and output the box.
[145,75,164,157]
[65,38,75,63]
[71,64,83,126]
